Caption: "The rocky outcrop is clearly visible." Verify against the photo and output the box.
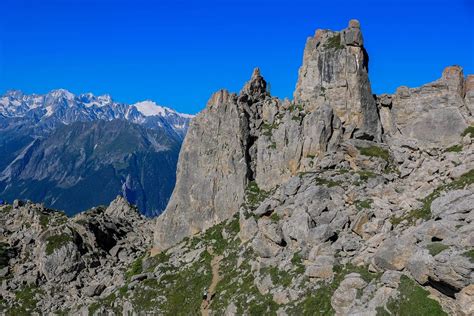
[146,19,473,315]
[378,65,470,147]
[153,69,270,250]
[294,19,382,141]
[155,21,389,250]
[0,196,153,313]
[155,21,474,253]
[465,75,474,114]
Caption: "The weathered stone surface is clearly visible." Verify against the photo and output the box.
[294,20,381,141]
[383,66,469,147]
[239,211,258,243]
[331,273,367,315]
[38,230,83,283]
[84,283,106,297]
[154,89,249,250]
[305,255,335,280]
[430,189,474,218]
[406,248,433,284]
[465,75,474,115]
[373,238,415,271]
[456,284,474,315]
[251,233,281,258]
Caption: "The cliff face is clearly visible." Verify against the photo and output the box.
[154,69,272,249]
[154,21,382,249]
[153,90,248,249]
[154,20,473,251]
[294,19,381,141]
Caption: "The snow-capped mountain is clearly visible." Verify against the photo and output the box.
[0,89,194,217]
[0,89,193,138]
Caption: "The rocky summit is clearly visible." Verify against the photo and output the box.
[1,20,474,315]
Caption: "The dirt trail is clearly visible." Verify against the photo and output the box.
[201,247,223,316]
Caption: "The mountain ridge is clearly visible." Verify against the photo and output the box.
[0,20,473,315]
[0,89,193,216]
[0,88,193,139]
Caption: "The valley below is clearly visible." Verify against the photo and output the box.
[0,20,473,315]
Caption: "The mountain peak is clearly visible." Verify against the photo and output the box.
[133,100,171,117]
[241,67,267,96]
[98,94,113,103]
[348,19,360,28]
[49,89,75,100]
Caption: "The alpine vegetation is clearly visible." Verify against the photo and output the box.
[1,20,473,315]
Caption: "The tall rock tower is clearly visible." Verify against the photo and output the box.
[154,21,384,250]
[154,69,271,250]
[294,20,381,141]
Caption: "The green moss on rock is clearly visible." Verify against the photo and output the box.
[245,181,270,210]
[6,285,43,315]
[463,249,474,263]
[355,199,372,211]
[45,234,73,255]
[324,33,344,50]
[445,144,462,152]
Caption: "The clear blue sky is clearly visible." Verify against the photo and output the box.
[0,0,472,114]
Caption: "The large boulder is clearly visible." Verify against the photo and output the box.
[38,228,83,283]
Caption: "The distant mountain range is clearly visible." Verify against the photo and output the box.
[0,89,193,216]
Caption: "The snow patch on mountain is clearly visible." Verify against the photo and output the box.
[0,89,194,137]
[134,100,169,117]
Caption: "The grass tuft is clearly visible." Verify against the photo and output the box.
[377,275,447,316]
[426,243,449,256]
[461,126,474,138]
[463,249,474,263]
[324,33,344,50]
[45,234,73,256]
[357,146,390,162]
[355,199,372,211]
[445,144,462,153]
[245,181,270,210]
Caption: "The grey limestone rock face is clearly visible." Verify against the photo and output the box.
[294,20,382,141]
[154,70,269,250]
[465,75,474,115]
[154,21,390,250]
[331,273,367,315]
[381,65,470,147]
